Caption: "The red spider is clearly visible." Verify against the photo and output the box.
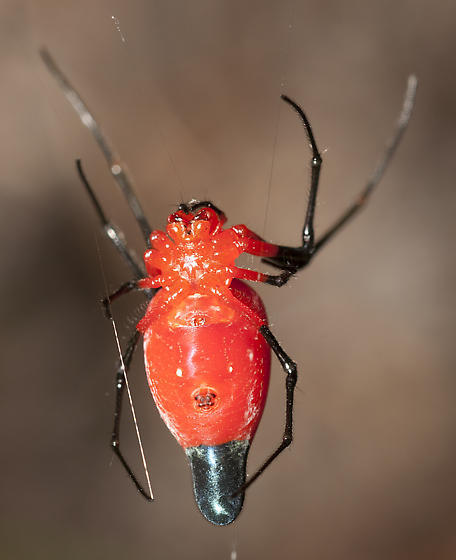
[41,49,416,525]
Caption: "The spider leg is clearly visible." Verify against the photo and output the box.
[76,159,145,279]
[41,48,152,246]
[263,75,417,272]
[314,75,417,253]
[100,280,143,318]
[42,50,155,502]
[233,325,297,496]
[230,224,297,287]
[111,330,153,501]
[233,266,294,287]
[78,160,158,309]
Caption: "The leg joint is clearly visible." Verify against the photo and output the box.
[311,155,322,168]
[285,361,297,380]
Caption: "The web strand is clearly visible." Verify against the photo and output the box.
[109,311,154,500]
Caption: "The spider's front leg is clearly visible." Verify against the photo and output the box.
[264,77,417,273]
[228,95,323,284]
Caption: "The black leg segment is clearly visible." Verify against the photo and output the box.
[264,269,295,287]
[101,280,141,319]
[281,94,322,252]
[314,75,417,254]
[41,48,153,246]
[76,159,145,279]
[263,76,417,273]
[111,330,153,501]
[233,325,297,496]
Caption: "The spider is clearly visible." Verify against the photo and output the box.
[41,48,416,526]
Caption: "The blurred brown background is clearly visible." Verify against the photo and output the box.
[1,1,455,559]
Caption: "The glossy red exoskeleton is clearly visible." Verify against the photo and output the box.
[41,49,416,526]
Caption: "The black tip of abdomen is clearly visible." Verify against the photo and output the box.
[185,440,250,526]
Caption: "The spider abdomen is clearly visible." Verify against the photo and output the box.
[142,279,270,525]
[143,279,271,449]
